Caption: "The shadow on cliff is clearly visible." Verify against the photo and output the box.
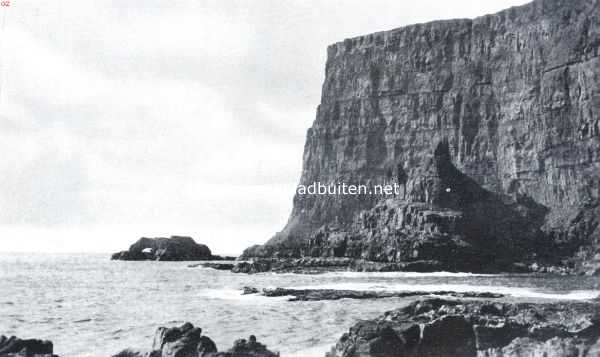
[242,141,554,273]
[421,140,551,270]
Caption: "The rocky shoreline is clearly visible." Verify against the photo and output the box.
[191,256,583,276]
[112,322,279,357]
[325,298,600,357]
[7,296,600,357]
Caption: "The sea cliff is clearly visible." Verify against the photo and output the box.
[243,0,600,274]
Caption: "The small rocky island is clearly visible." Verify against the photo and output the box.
[111,236,220,261]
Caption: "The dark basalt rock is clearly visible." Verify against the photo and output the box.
[242,287,260,295]
[254,287,503,301]
[229,257,527,274]
[111,236,213,261]
[189,262,236,270]
[326,298,600,357]
[113,323,278,357]
[0,335,56,357]
[241,0,600,274]
[220,335,279,357]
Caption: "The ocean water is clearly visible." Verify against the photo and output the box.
[1,253,600,357]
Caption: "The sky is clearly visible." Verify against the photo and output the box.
[0,0,530,254]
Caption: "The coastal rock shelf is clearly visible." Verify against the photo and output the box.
[326,298,600,357]
[111,236,216,262]
[241,0,600,275]
[112,322,279,357]
[245,287,504,301]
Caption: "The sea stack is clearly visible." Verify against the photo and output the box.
[111,236,213,261]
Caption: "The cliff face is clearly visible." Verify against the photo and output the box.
[244,0,600,272]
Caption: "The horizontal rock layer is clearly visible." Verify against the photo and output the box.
[244,0,600,274]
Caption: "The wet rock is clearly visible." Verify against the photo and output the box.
[111,349,160,357]
[190,262,236,271]
[113,323,278,357]
[257,287,503,301]
[152,322,205,357]
[220,335,279,357]
[242,287,259,295]
[0,335,55,357]
[231,257,465,274]
[327,298,600,357]
[111,236,213,261]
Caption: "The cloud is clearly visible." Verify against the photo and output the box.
[0,0,530,253]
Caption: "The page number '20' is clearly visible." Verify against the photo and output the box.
[1,1,9,7]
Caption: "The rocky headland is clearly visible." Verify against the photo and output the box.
[111,236,232,262]
[112,322,279,357]
[239,0,600,275]
[325,297,600,357]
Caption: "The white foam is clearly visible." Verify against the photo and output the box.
[284,283,600,301]
[197,288,292,302]
[279,344,332,357]
[319,271,493,278]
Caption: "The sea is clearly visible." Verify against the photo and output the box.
[1,253,600,357]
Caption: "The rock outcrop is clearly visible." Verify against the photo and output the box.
[227,257,516,274]
[326,298,600,357]
[113,322,279,357]
[250,287,504,301]
[111,236,213,261]
[243,0,600,274]
[0,335,56,357]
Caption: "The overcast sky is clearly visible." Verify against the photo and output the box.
[0,0,530,254]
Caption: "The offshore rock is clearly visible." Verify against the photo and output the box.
[243,0,600,274]
[0,335,56,357]
[326,298,600,357]
[255,287,504,301]
[111,236,213,261]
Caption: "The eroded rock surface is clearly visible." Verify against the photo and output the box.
[326,298,600,357]
[243,0,600,274]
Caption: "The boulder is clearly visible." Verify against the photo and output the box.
[0,335,55,357]
[114,323,278,357]
[220,335,279,357]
